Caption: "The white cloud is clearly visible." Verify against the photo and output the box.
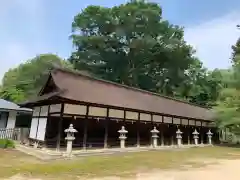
[185,11,240,70]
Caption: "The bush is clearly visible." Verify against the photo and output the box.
[6,139,15,148]
[0,139,7,148]
[0,139,15,148]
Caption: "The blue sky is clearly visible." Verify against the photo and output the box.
[1,0,240,82]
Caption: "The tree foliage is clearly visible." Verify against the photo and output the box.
[0,54,72,103]
[0,0,222,109]
[69,0,220,107]
[214,37,240,135]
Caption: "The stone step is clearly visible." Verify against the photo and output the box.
[15,144,212,160]
[15,144,61,160]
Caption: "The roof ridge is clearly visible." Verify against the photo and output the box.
[52,67,210,110]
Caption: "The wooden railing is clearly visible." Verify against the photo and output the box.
[0,128,30,143]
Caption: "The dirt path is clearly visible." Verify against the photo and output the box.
[4,158,240,180]
[91,159,240,180]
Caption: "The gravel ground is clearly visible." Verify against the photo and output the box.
[4,158,240,180]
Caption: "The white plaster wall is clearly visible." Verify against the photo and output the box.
[29,106,48,141]
[6,111,17,129]
[40,106,48,116]
[36,118,47,141]
[29,118,39,139]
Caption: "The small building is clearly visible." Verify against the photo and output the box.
[0,99,32,129]
[20,67,217,150]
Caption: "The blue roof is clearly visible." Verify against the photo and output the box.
[0,99,32,112]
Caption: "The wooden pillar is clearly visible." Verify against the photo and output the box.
[123,110,126,126]
[181,125,185,145]
[187,120,190,145]
[200,122,204,144]
[136,112,140,147]
[180,119,184,145]
[160,116,164,146]
[160,124,164,146]
[121,110,126,148]
[42,105,51,149]
[56,103,64,151]
[83,105,89,150]
[33,106,42,148]
[150,114,153,146]
[171,117,174,146]
[225,128,227,141]
[104,108,109,149]
[171,134,174,145]
[168,124,171,146]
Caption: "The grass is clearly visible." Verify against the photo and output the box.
[0,139,15,148]
[1,146,240,179]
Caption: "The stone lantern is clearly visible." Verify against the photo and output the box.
[207,129,213,145]
[176,129,183,146]
[192,129,199,145]
[118,126,128,148]
[150,126,159,148]
[64,124,77,156]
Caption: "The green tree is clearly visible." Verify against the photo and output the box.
[215,37,240,136]
[216,69,234,88]
[69,0,220,106]
[232,38,240,64]
[0,54,72,103]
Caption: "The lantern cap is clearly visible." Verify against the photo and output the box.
[64,124,78,133]
[176,129,182,134]
[150,126,159,133]
[207,130,213,135]
[192,129,199,135]
[118,126,128,133]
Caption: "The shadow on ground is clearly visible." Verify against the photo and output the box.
[217,143,240,148]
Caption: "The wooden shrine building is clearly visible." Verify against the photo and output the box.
[20,67,217,149]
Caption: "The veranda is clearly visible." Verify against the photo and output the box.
[20,67,218,151]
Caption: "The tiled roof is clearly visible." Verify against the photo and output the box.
[21,67,215,121]
[0,99,32,112]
